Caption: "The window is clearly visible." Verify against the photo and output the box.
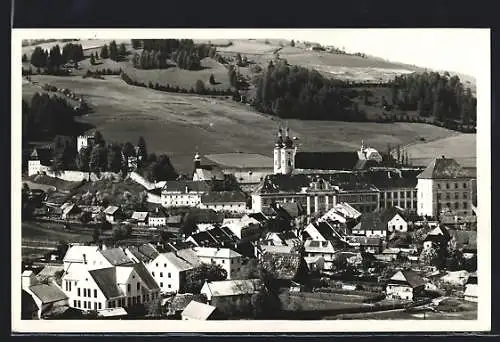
[83,254,87,265]
[454,183,458,189]
[127,284,131,292]
[446,193,450,200]
[156,263,158,267]
[463,192,468,199]
[94,289,97,298]
[77,300,81,308]
[164,263,167,268]
[400,191,405,198]
[152,271,155,277]
[222,260,225,264]
[83,301,87,309]
[137,296,141,304]
[160,282,163,287]
[160,272,163,277]
[437,193,441,200]
[387,192,392,199]
[94,302,98,310]
[168,272,171,278]
[399,225,403,230]
[98,303,102,310]
[406,191,411,197]
[77,288,81,297]
[168,284,172,289]
[88,288,91,297]
[463,183,467,189]
[463,202,468,209]
[231,259,234,264]
[437,183,441,189]
[454,202,459,209]
[73,300,77,307]
[446,202,451,208]
[137,282,141,290]
[446,183,450,189]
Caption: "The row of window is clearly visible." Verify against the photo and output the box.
[380,201,417,209]
[437,192,468,200]
[438,202,469,210]
[74,292,160,311]
[74,300,100,310]
[152,271,172,278]
[437,182,468,190]
[159,282,172,289]
[382,191,417,199]
[77,287,98,298]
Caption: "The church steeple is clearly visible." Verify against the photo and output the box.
[284,124,294,148]
[275,127,284,147]
[193,151,201,169]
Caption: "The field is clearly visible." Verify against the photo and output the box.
[402,134,476,168]
[22,74,467,174]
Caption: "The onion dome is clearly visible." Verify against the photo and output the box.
[275,128,284,147]
[284,128,294,148]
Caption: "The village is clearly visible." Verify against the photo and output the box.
[21,128,478,321]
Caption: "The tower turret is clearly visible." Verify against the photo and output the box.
[274,127,283,174]
[194,152,201,169]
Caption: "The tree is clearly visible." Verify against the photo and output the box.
[90,54,96,65]
[118,43,127,59]
[250,266,282,319]
[137,136,147,163]
[184,263,227,293]
[22,53,28,62]
[100,44,109,59]
[209,74,216,85]
[89,144,107,172]
[93,130,104,146]
[290,40,295,47]
[109,40,118,61]
[107,143,123,172]
[48,45,63,70]
[195,80,206,94]
[76,146,92,171]
[131,39,142,49]
[419,246,438,266]
[235,53,243,66]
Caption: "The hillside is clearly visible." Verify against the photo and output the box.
[22,74,469,174]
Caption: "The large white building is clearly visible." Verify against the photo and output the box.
[416,157,476,218]
[192,247,243,279]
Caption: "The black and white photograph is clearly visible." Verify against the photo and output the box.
[12,28,490,333]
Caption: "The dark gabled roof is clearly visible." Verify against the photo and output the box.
[248,212,268,223]
[100,248,134,266]
[207,226,239,246]
[417,157,471,179]
[258,174,310,194]
[295,152,360,171]
[315,221,336,240]
[189,230,219,247]
[380,206,408,224]
[168,293,208,313]
[201,191,247,204]
[163,180,212,193]
[389,269,426,288]
[359,212,386,232]
[132,263,160,291]
[28,284,67,304]
[278,202,304,218]
[219,226,240,242]
[367,170,418,190]
[89,267,121,299]
[138,243,160,260]
[260,252,302,280]
[30,147,53,164]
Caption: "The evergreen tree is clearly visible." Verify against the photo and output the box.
[109,40,118,61]
[100,44,109,59]
[131,39,142,49]
[118,43,127,59]
[209,74,216,85]
[90,54,96,65]
[137,136,147,163]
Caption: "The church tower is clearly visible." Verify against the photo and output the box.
[280,127,296,175]
[273,128,283,174]
[193,152,201,169]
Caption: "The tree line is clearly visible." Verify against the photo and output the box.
[130,39,217,71]
[120,71,236,97]
[29,43,85,72]
[252,60,366,121]
[389,71,477,125]
[99,40,128,61]
[22,93,78,142]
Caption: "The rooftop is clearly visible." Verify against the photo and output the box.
[203,279,262,297]
[417,157,472,179]
[389,269,426,288]
[100,248,134,266]
[162,180,212,193]
[204,153,273,169]
[201,191,247,204]
[194,247,242,259]
[181,300,217,320]
[295,152,361,171]
[28,283,67,304]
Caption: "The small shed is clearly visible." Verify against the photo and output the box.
[103,205,121,223]
[181,300,217,320]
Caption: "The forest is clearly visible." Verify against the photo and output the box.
[29,43,85,72]
[131,39,217,70]
[252,60,366,121]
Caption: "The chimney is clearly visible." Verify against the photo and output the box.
[22,270,35,290]
[442,155,445,159]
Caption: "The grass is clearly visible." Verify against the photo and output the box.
[23,74,466,175]
[402,134,476,167]
[22,221,93,242]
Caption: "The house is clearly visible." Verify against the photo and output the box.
[148,207,167,227]
[464,273,478,302]
[63,245,135,274]
[62,263,160,312]
[200,279,262,303]
[347,236,383,254]
[385,269,426,301]
[223,215,261,240]
[103,205,121,223]
[352,213,387,238]
[131,211,149,226]
[125,243,160,264]
[192,153,225,182]
[22,270,68,319]
[165,293,208,317]
[27,147,53,176]
[368,169,419,212]
[423,226,451,250]
[147,251,200,294]
[260,252,307,286]
[322,202,362,222]
[186,226,240,249]
[255,244,297,260]
[303,240,338,270]
[262,230,300,247]
[374,248,402,262]
[181,300,218,320]
[60,203,82,220]
[161,180,212,208]
[382,206,410,234]
[303,219,350,242]
[199,191,248,213]
[417,156,476,217]
[448,229,477,259]
[192,247,242,279]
